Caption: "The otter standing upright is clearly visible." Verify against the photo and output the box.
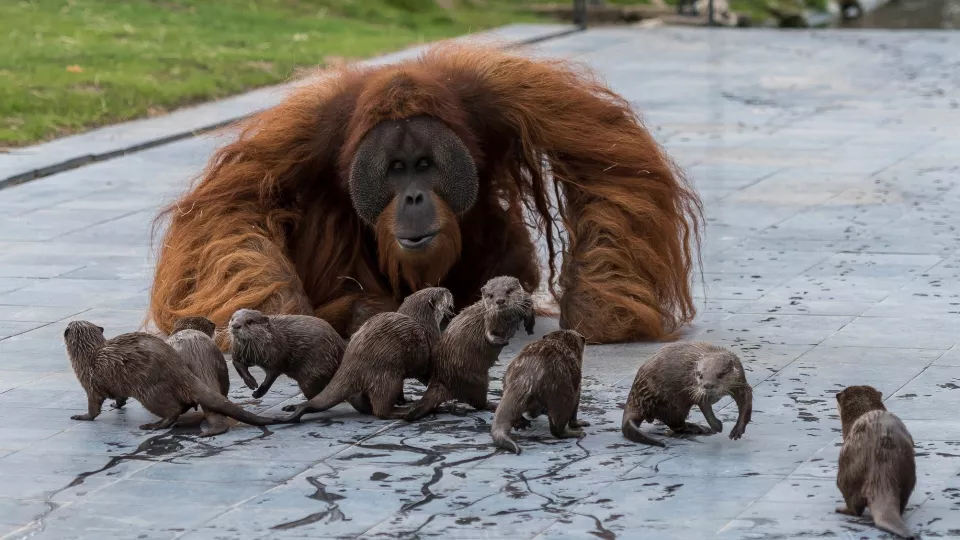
[228,309,345,404]
[283,287,455,422]
[403,276,535,421]
[835,385,917,539]
[63,321,285,431]
[165,316,233,437]
[491,329,589,455]
[621,342,752,447]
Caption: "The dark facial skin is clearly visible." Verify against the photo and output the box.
[348,115,479,250]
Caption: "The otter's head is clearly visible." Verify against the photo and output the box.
[347,116,478,292]
[695,350,742,402]
[227,309,274,365]
[171,316,216,338]
[480,276,533,346]
[398,286,455,328]
[835,385,886,438]
[543,329,587,361]
[63,320,106,362]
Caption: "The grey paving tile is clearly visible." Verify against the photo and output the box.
[0,306,84,323]
[821,316,960,350]
[692,313,854,346]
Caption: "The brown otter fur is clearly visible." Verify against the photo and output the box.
[283,287,455,422]
[228,309,345,407]
[63,320,285,431]
[835,385,917,539]
[490,329,589,455]
[621,341,752,447]
[403,276,536,421]
[165,316,233,437]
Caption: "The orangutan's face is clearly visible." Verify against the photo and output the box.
[347,115,478,252]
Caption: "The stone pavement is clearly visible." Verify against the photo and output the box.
[2,27,960,540]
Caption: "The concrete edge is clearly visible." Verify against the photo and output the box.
[0,22,582,191]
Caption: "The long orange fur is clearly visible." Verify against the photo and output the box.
[148,42,703,346]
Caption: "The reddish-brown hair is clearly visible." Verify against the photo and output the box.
[148,41,702,346]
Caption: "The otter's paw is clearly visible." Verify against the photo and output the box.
[513,417,532,430]
[70,414,96,421]
[569,419,591,428]
[139,422,165,430]
[835,505,855,516]
[673,423,714,436]
[281,404,297,413]
[252,387,268,399]
[729,423,746,440]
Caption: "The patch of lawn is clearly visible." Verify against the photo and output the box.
[0,0,546,147]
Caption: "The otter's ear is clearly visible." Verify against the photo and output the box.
[96,326,104,334]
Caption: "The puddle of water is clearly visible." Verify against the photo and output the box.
[835,0,960,28]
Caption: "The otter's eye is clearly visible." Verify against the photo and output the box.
[391,160,405,172]
[416,157,430,170]
[695,371,702,378]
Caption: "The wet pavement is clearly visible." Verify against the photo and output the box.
[2,27,960,540]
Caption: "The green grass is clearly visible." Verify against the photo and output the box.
[0,0,545,147]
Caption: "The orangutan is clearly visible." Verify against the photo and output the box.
[148,41,703,348]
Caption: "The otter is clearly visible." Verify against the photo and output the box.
[63,320,285,431]
[621,342,752,447]
[402,276,536,421]
[490,329,590,455]
[227,309,345,406]
[164,316,233,437]
[282,287,455,422]
[835,385,917,539]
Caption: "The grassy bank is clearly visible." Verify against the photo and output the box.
[1,0,545,147]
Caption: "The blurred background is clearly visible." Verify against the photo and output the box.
[1,0,957,151]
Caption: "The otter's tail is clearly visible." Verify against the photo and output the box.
[622,414,666,448]
[870,496,915,539]
[490,392,523,455]
[283,380,353,423]
[193,384,288,426]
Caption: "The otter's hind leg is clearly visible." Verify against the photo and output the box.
[835,492,867,516]
[140,416,179,430]
[568,382,590,428]
[110,397,129,409]
[546,389,585,439]
[348,393,373,415]
[368,378,405,420]
[199,413,231,437]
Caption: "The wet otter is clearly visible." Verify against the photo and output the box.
[835,385,916,539]
[282,287,455,422]
[63,320,285,431]
[403,276,535,421]
[227,309,345,405]
[621,342,752,447]
[165,316,233,436]
[490,329,589,455]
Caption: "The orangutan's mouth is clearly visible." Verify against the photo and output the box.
[397,232,437,250]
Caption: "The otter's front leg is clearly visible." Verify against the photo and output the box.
[72,393,105,421]
[232,360,259,390]
[252,370,281,399]
[698,402,723,433]
[729,385,753,440]
[523,304,536,335]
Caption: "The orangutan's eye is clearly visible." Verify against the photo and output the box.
[416,157,430,170]
[391,160,405,172]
